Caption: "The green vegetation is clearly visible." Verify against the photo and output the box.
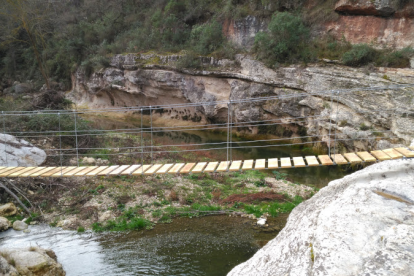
[1,0,412,89]
[254,12,313,66]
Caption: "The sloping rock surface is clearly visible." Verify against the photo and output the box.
[228,159,414,276]
[0,134,46,167]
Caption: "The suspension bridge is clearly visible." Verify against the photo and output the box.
[1,84,414,178]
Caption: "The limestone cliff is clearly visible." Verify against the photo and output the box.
[68,53,414,151]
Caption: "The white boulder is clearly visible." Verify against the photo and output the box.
[0,134,46,167]
[12,221,28,231]
[228,159,414,276]
[0,217,11,231]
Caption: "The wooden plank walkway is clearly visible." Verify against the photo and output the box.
[1,147,413,178]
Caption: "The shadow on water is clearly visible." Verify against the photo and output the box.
[0,215,288,276]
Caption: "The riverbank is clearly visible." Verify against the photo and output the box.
[1,169,315,233]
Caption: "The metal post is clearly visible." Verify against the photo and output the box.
[150,106,153,163]
[141,108,144,169]
[58,112,63,175]
[2,111,7,166]
[333,92,339,158]
[226,102,230,163]
[74,109,79,167]
[229,100,233,162]
[328,90,333,158]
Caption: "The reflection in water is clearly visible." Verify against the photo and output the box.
[87,115,363,188]
[0,216,287,276]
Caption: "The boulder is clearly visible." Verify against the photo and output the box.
[0,217,11,231]
[0,134,46,167]
[12,221,28,231]
[0,203,17,217]
[14,83,32,94]
[335,0,399,16]
[228,160,414,276]
[0,255,19,276]
[0,247,65,276]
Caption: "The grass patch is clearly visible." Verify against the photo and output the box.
[244,195,303,218]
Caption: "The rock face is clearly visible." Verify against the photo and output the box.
[0,134,46,167]
[69,54,414,150]
[227,159,414,276]
[0,203,17,217]
[0,217,11,231]
[335,0,399,16]
[0,247,65,276]
[12,221,28,231]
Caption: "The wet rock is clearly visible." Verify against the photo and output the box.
[0,134,46,167]
[0,203,17,217]
[0,255,19,276]
[0,217,11,231]
[12,221,28,231]
[228,159,414,276]
[0,247,65,276]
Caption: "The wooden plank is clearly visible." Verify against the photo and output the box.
[30,167,56,177]
[20,167,46,177]
[192,162,208,173]
[268,158,278,169]
[179,163,196,174]
[168,163,185,174]
[144,164,163,175]
[40,167,67,177]
[52,167,77,177]
[241,160,253,171]
[8,167,36,177]
[356,151,377,162]
[97,165,119,176]
[255,159,266,170]
[343,153,362,163]
[132,165,152,175]
[156,164,174,174]
[62,167,90,177]
[120,165,141,175]
[86,166,109,176]
[382,148,403,159]
[318,155,334,166]
[216,161,230,172]
[229,161,242,171]
[0,167,27,177]
[293,157,306,168]
[370,150,391,161]
[108,165,131,176]
[332,154,348,165]
[394,147,414,158]
[75,166,99,176]
[305,156,319,166]
[204,162,219,173]
[280,158,292,168]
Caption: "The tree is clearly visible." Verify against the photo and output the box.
[0,0,52,88]
[254,12,313,66]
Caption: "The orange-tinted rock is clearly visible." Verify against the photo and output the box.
[325,15,414,48]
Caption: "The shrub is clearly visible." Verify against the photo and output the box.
[254,12,313,66]
[342,44,377,67]
[190,21,224,55]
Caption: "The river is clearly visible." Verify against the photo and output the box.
[0,215,287,276]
